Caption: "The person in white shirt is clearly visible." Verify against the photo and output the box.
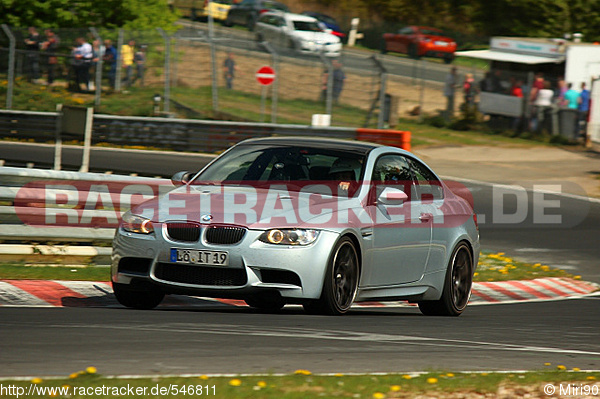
[532,80,555,132]
[72,37,93,92]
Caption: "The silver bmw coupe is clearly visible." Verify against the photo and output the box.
[112,137,479,316]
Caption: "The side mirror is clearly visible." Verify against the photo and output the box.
[171,171,191,187]
[377,187,408,205]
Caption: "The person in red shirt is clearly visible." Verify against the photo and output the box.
[511,79,524,97]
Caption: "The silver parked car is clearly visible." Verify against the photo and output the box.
[112,137,479,316]
[254,12,342,57]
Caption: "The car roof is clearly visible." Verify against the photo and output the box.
[237,136,382,153]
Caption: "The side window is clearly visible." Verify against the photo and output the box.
[399,27,413,35]
[371,154,416,201]
[407,158,443,200]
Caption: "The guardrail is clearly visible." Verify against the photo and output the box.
[0,166,169,243]
[0,110,412,153]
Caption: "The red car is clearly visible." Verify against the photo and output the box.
[382,26,457,63]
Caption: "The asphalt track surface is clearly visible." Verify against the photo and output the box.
[1,297,599,377]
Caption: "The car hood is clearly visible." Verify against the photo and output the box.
[291,31,340,43]
[132,184,362,230]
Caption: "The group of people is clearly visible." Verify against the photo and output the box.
[444,67,592,136]
[23,27,146,92]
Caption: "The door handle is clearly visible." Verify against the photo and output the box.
[419,213,432,222]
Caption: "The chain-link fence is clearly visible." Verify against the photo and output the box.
[1,22,485,128]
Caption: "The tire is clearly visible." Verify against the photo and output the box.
[444,55,454,64]
[408,43,420,59]
[418,243,473,316]
[245,293,286,312]
[112,282,164,310]
[303,237,359,315]
[222,17,233,27]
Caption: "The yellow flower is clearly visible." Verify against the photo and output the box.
[69,373,79,379]
[481,373,489,376]
[574,275,581,280]
[544,362,551,366]
[427,377,438,384]
[587,376,596,380]
[86,366,97,374]
[257,381,267,388]
[572,367,581,372]
[372,393,385,399]
[497,252,505,256]
[229,379,242,386]
[557,365,567,371]
[334,373,344,377]
[390,385,401,391]
[446,373,455,377]
[541,266,550,271]
[31,377,43,384]
[474,272,479,276]
[199,375,209,380]
[294,369,312,375]
[402,374,412,380]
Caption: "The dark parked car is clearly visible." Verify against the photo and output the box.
[224,0,289,30]
[382,26,457,63]
[301,11,345,38]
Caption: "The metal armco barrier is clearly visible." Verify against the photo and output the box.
[0,110,412,153]
[0,166,168,243]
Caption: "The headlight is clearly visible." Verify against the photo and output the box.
[259,229,319,246]
[121,211,154,234]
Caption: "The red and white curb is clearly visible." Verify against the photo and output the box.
[0,278,597,308]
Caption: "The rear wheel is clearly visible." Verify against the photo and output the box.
[408,43,420,59]
[303,237,359,315]
[112,282,164,310]
[418,243,473,316]
[444,54,454,64]
[246,15,256,30]
[381,39,388,54]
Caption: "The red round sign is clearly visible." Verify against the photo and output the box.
[256,66,276,86]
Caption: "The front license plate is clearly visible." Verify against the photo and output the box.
[170,248,229,266]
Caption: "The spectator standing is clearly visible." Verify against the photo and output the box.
[24,27,41,82]
[71,37,93,92]
[510,78,524,98]
[463,73,476,106]
[578,82,591,137]
[41,29,60,85]
[332,60,346,103]
[532,80,554,132]
[121,39,135,88]
[223,52,237,89]
[102,39,117,89]
[133,45,146,86]
[443,67,457,120]
[563,83,580,109]
[529,72,544,102]
[556,77,567,106]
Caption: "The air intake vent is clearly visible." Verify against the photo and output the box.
[205,226,246,245]
[167,222,200,242]
[155,263,247,286]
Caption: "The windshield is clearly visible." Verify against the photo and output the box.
[293,20,323,32]
[193,144,367,195]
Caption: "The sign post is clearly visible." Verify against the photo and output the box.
[54,105,94,172]
[256,66,276,123]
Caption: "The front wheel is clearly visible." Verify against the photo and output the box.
[418,243,473,316]
[112,282,164,310]
[303,237,359,315]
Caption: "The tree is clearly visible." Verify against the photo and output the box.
[0,0,179,30]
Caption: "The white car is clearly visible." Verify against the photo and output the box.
[255,12,342,57]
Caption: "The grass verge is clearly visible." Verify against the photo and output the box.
[4,368,598,398]
[0,264,110,281]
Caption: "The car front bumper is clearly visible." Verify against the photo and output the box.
[111,225,342,301]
